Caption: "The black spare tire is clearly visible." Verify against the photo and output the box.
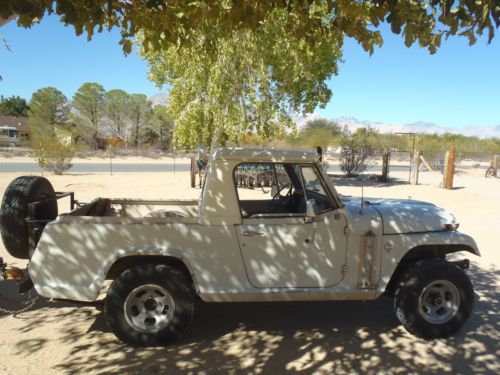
[0,176,58,259]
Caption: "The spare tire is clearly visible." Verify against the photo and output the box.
[0,176,58,259]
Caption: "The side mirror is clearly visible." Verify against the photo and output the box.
[305,199,316,223]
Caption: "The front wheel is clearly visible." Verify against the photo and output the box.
[394,259,474,339]
[104,263,195,347]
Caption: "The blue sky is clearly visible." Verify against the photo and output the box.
[0,15,498,128]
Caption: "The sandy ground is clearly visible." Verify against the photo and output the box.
[0,158,498,374]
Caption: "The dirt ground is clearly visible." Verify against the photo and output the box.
[0,158,498,374]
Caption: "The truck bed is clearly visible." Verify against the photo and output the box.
[62,198,199,222]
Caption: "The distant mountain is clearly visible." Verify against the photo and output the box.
[149,93,169,107]
[297,114,500,139]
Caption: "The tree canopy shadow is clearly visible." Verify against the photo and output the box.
[9,261,494,374]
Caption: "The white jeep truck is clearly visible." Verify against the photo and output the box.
[0,148,479,346]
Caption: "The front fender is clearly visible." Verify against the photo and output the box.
[378,231,480,293]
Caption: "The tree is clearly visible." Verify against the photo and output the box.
[141,8,342,148]
[2,1,498,55]
[0,95,29,116]
[128,94,152,147]
[72,82,105,148]
[28,87,69,132]
[340,127,376,177]
[290,118,343,149]
[28,87,73,174]
[104,89,130,145]
[144,105,174,150]
[302,119,342,135]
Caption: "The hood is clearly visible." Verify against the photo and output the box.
[341,196,457,235]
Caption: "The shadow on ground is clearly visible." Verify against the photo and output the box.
[6,262,498,374]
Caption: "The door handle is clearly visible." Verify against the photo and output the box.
[241,230,264,237]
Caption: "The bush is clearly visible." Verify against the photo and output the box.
[339,128,375,177]
[32,135,74,175]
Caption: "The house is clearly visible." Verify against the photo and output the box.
[0,115,31,142]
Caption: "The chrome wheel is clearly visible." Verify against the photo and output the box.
[124,284,175,333]
[418,280,460,324]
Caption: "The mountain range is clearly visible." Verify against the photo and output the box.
[299,114,500,139]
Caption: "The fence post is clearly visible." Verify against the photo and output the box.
[411,151,421,185]
[443,145,456,189]
[381,148,389,182]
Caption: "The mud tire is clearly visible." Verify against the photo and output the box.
[394,259,474,339]
[104,263,195,347]
[0,176,57,259]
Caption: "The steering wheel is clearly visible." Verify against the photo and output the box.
[269,184,293,212]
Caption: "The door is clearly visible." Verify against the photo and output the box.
[235,162,347,289]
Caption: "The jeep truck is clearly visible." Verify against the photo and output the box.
[0,148,479,346]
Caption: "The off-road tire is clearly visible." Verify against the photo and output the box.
[0,176,58,259]
[394,259,474,339]
[104,263,195,347]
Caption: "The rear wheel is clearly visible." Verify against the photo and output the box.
[0,176,57,259]
[104,263,195,347]
[394,259,474,339]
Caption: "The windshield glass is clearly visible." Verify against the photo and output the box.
[301,166,328,197]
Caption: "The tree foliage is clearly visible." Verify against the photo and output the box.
[28,87,73,174]
[0,95,29,116]
[28,87,69,133]
[144,105,174,150]
[104,89,130,143]
[2,1,498,55]
[72,82,106,148]
[128,94,152,147]
[141,7,342,148]
[288,118,343,149]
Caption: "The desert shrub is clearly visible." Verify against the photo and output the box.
[340,128,375,177]
[32,135,74,175]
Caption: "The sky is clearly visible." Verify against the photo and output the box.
[0,14,499,128]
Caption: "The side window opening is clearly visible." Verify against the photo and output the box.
[234,162,306,218]
[234,162,335,218]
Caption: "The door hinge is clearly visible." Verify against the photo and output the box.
[342,265,347,275]
[343,225,349,235]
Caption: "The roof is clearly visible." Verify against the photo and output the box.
[212,147,318,163]
[0,116,30,133]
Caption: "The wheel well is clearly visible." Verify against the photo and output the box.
[105,255,195,290]
[384,244,475,297]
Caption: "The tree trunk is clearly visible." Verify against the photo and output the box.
[210,106,227,151]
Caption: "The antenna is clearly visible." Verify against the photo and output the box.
[359,176,365,215]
